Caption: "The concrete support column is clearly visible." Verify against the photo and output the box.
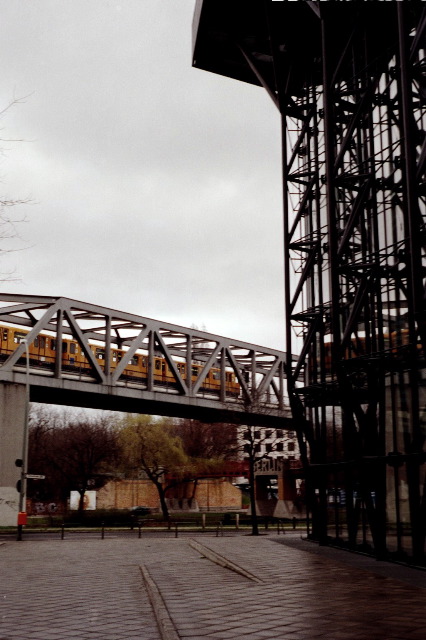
[0,384,26,526]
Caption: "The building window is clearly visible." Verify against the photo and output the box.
[288,442,295,452]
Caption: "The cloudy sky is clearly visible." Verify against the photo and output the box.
[0,1,284,350]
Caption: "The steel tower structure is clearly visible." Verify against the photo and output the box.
[193,1,426,563]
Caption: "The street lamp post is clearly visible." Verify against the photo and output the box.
[17,339,30,541]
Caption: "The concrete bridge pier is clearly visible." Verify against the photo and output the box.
[0,384,26,526]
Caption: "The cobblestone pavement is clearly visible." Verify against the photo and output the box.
[1,533,425,640]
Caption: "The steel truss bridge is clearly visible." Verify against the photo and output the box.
[0,294,293,427]
[193,1,426,563]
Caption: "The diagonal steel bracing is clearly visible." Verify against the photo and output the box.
[0,294,293,427]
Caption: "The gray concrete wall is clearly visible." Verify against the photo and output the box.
[0,384,26,526]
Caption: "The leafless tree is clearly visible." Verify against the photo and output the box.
[171,419,240,460]
[28,406,120,513]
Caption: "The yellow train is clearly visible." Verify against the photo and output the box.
[0,324,240,396]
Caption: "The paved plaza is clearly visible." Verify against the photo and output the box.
[0,532,425,639]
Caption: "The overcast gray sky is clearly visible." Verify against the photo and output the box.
[0,1,284,350]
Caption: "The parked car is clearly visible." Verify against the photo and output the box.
[130,506,151,517]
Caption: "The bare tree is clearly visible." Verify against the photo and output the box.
[171,419,240,460]
[28,407,120,513]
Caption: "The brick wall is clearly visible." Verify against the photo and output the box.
[97,478,242,511]
[97,480,159,510]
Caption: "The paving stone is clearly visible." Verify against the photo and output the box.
[1,533,425,639]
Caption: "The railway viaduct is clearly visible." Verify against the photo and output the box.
[0,294,294,525]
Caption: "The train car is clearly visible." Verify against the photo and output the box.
[0,324,240,396]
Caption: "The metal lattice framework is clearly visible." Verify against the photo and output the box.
[0,294,293,427]
[193,1,426,562]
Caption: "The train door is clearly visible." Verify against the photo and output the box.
[0,326,10,359]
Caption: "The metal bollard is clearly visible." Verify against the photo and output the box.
[61,523,65,540]
[201,513,206,531]
[277,520,285,535]
[235,513,239,531]
[138,523,142,539]
[101,522,105,539]
[175,523,178,538]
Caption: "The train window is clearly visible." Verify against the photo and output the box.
[130,355,138,366]
[14,331,27,344]
[2,329,8,341]
[33,337,39,348]
[212,371,220,380]
[70,343,76,355]
[96,349,105,360]
[39,336,45,349]
[62,342,68,353]
[112,351,117,362]
[191,366,198,377]
[142,357,147,368]
[155,359,161,370]
[51,339,56,351]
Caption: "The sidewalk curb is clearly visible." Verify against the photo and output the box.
[140,564,180,640]
[189,538,263,584]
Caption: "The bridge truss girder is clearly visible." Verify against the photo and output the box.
[193,1,426,562]
[0,294,292,427]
